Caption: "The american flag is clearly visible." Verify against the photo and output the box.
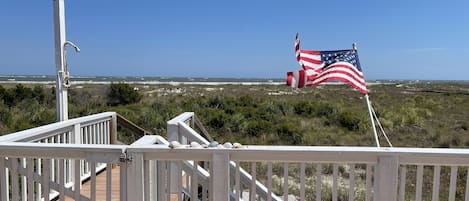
[287,34,368,95]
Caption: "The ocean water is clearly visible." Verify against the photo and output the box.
[0,75,467,85]
[0,75,284,84]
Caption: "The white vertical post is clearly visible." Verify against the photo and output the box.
[120,158,128,201]
[167,122,181,198]
[126,153,145,201]
[365,95,380,147]
[53,0,68,121]
[210,152,230,201]
[375,156,399,201]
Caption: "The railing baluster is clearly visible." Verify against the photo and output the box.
[202,180,208,201]
[92,124,96,144]
[101,122,105,144]
[150,160,158,201]
[11,158,19,201]
[51,137,55,182]
[67,132,72,184]
[36,158,42,201]
[59,159,65,201]
[235,161,241,201]
[349,164,355,201]
[300,162,305,201]
[466,167,469,201]
[105,121,109,144]
[43,159,50,201]
[102,121,107,144]
[74,159,81,201]
[91,161,96,201]
[144,160,150,201]
[333,164,338,201]
[267,162,272,201]
[84,126,88,144]
[21,158,27,201]
[416,165,423,201]
[157,161,167,201]
[27,158,34,201]
[399,165,407,201]
[106,163,112,201]
[449,166,458,201]
[98,122,102,144]
[250,162,257,201]
[365,164,372,201]
[316,164,322,201]
[432,165,441,201]
[192,161,199,201]
[177,160,182,201]
[105,121,110,144]
[85,127,90,174]
[0,157,7,201]
[284,163,289,201]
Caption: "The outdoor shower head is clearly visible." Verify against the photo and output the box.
[64,41,80,52]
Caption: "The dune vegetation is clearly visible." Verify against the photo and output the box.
[0,81,468,148]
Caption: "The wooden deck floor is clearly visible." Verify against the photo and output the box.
[63,166,179,201]
[65,166,121,201]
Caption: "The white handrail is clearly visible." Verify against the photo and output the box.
[0,112,116,142]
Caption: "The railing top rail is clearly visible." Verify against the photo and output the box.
[127,145,469,164]
[167,112,194,125]
[0,112,116,142]
[178,122,210,144]
[0,142,125,162]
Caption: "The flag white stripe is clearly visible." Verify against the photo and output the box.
[319,65,365,83]
[300,53,321,61]
[301,61,323,70]
[310,73,367,92]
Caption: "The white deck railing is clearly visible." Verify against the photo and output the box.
[124,145,469,201]
[0,112,117,201]
[1,112,469,201]
[167,112,282,201]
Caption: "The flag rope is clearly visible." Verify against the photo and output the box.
[371,104,393,147]
[365,94,380,147]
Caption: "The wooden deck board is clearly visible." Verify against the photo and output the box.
[63,165,181,201]
[64,166,120,201]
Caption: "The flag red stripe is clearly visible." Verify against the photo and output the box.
[313,70,367,89]
[300,50,320,55]
[317,64,366,85]
[306,77,368,94]
[299,56,322,65]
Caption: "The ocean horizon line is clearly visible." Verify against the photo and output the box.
[0,75,468,84]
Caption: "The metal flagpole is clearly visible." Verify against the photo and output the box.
[352,43,380,147]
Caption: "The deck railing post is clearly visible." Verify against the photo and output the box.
[110,113,118,145]
[71,123,81,190]
[210,152,230,201]
[167,121,181,198]
[375,155,399,201]
[126,152,145,201]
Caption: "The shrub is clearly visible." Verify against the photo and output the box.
[336,111,361,131]
[107,83,142,106]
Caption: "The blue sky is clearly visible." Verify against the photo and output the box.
[0,1,468,80]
